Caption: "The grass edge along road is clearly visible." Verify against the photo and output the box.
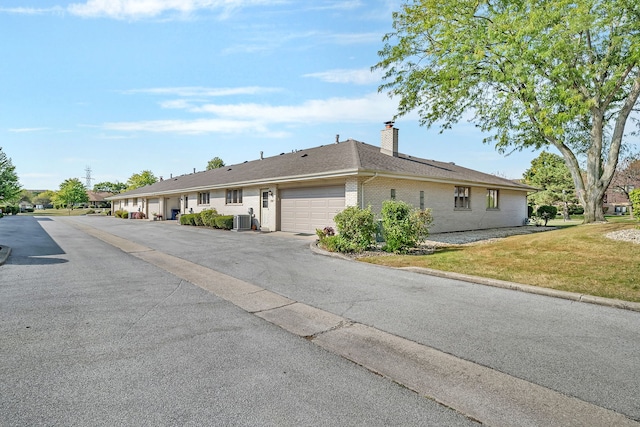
[361,219,640,303]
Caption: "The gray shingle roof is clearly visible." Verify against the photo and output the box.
[111,139,533,199]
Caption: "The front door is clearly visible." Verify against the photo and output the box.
[260,189,270,231]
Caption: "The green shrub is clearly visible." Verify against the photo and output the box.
[1,205,19,215]
[114,209,128,218]
[214,215,234,230]
[568,205,584,215]
[200,209,219,227]
[179,213,197,225]
[630,189,640,220]
[319,234,358,253]
[330,206,377,252]
[537,205,557,226]
[380,200,433,253]
[193,212,204,226]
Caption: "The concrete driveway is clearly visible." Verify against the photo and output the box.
[2,215,639,425]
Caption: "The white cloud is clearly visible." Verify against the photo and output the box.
[304,68,382,85]
[103,118,271,135]
[66,0,281,20]
[102,92,399,136]
[0,7,64,15]
[123,86,281,97]
[8,127,50,133]
[194,93,396,123]
[323,32,382,45]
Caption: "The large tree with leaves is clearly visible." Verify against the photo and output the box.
[374,0,640,223]
[126,170,157,190]
[93,181,127,194]
[0,147,21,204]
[58,178,89,214]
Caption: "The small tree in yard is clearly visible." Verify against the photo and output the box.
[58,178,89,214]
[536,205,558,227]
[381,200,433,253]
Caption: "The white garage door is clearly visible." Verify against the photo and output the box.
[147,198,159,217]
[280,186,345,233]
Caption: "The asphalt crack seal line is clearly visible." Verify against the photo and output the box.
[67,220,639,426]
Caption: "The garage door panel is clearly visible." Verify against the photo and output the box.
[280,186,345,233]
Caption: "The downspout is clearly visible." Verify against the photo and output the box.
[360,173,378,208]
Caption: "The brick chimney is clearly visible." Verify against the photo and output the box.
[381,121,398,157]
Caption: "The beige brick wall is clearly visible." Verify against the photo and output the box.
[361,177,528,233]
[345,177,359,207]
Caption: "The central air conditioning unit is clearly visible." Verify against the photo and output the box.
[233,214,252,231]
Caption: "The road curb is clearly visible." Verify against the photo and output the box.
[0,246,11,266]
[310,241,640,313]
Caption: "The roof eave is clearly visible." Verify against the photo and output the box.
[107,169,361,199]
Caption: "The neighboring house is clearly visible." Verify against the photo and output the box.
[87,191,113,208]
[107,124,535,234]
[604,185,637,215]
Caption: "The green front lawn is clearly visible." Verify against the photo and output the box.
[361,218,640,303]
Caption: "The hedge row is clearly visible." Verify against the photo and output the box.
[114,210,146,219]
[179,209,234,230]
[0,206,19,215]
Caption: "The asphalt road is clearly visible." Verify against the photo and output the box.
[1,215,639,425]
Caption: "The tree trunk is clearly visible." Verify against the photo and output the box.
[581,188,606,223]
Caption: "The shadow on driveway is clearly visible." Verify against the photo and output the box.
[0,216,68,265]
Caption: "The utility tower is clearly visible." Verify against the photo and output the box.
[84,166,94,189]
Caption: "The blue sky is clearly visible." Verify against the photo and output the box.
[0,0,614,191]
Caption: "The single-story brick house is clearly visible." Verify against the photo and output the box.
[108,124,535,234]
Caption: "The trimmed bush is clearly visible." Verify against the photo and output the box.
[380,200,433,253]
[536,205,557,226]
[193,212,204,226]
[568,205,584,215]
[200,209,219,227]
[214,215,234,230]
[187,214,197,226]
[114,209,128,218]
[327,206,377,253]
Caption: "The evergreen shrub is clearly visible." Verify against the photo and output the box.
[214,215,234,230]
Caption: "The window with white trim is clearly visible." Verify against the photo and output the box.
[486,189,499,209]
[226,189,243,204]
[454,186,471,209]
[198,192,210,205]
